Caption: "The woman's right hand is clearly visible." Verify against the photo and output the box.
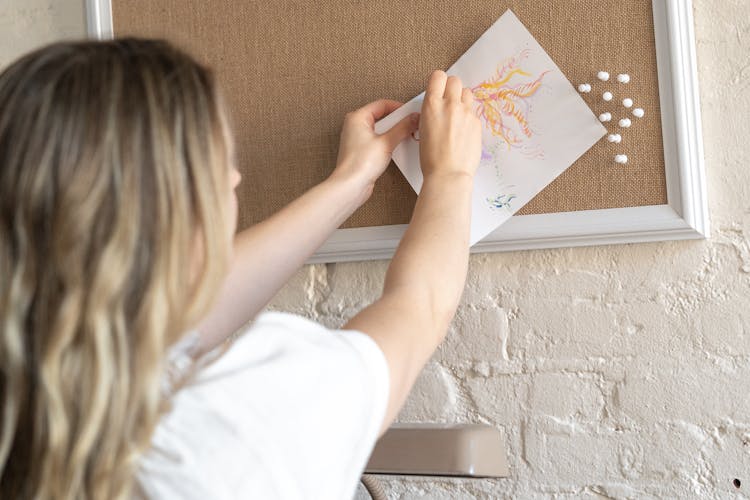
[418,70,482,181]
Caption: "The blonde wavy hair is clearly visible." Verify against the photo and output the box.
[0,38,233,498]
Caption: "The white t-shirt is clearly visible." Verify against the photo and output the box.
[134,310,390,500]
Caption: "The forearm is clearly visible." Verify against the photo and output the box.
[347,172,474,434]
[193,175,362,354]
[343,75,479,435]
[228,177,356,311]
[383,172,473,332]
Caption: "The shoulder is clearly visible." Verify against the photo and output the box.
[136,310,389,500]
[191,310,388,385]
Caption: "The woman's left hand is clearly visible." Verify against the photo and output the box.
[331,99,419,206]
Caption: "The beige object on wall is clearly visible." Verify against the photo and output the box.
[365,424,509,478]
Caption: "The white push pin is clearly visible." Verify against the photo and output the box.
[617,73,631,83]
[599,112,612,122]
[614,154,629,164]
[632,108,645,118]
[619,118,632,128]
[597,71,610,81]
[578,83,592,93]
[622,98,633,108]
[602,91,613,102]
[607,133,622,143]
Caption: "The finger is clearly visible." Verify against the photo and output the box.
[357,99,404,123]
[425,70,448,102]
[461,87,474,105]
[380,113,419,151]
[444,75,463,101]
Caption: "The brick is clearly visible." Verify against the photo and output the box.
[524,416,622,484]
[317,261,387,317]
[397,362,458,423]
[437,307,510,363]
[697,300,750,356]
[266,264,316,316]
[695,420,750,497]
[465,373,529,426]
[530,373,605,422]
[616,356,750,425]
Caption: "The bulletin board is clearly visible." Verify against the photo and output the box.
[109,0,668,232]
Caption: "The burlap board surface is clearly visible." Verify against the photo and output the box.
[113,0,667,230]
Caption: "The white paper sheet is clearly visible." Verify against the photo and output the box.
[374,9,606,246]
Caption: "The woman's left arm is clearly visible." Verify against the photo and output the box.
[192,99,419,355]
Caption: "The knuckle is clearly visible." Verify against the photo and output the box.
[424,95,441,108]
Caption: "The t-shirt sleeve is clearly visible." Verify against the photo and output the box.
[136,310,390,500]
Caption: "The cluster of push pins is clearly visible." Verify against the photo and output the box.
[578,71,644,165]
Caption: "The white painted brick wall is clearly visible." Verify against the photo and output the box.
[3,0,748,498]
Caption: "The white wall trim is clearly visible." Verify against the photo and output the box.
[85,0,112,39]
[86,0,708,264]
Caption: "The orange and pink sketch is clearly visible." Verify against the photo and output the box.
[472,49,549,151]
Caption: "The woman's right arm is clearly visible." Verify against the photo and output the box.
[343,70,481,436]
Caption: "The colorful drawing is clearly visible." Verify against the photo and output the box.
[373,10,606,246]
[472,49,549,150]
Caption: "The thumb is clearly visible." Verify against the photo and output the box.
[381,113,419,151]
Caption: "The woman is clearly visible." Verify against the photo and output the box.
[0,38,480,499]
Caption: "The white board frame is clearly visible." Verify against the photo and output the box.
[86,0,707,264]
